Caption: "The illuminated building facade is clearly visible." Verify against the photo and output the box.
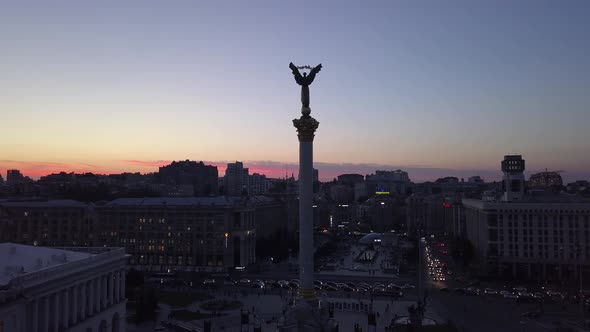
[96,197,256,272]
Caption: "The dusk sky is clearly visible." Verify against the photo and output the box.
[1,1,589,182]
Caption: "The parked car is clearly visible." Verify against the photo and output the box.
[504,293,519,300]
[484,288,498,295]
[203,279,216,285]
[223,279,236,286]
[325,281,339,289]
[252,280,265,288]
[323,284,338,291]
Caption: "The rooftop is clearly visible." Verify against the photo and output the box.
[0,199,88,208]
[463,193,590,209]
[105,195,276,207]
[0,243,93,286]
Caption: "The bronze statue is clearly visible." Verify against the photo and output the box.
[289,62,322,116]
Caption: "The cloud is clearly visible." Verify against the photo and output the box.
[120,160,172,167]
[0,160,108,179]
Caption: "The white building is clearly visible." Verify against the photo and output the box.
[463,155,590,281]
[0,244,127,332]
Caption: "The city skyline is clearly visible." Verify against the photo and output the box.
[1,1,589,182]
[0,157,586,184]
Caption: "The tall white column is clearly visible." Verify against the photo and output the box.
[293,114,319,301]
[62,288,69,329]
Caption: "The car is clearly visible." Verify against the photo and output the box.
[465,287,480,296]
[223,279,236,286]
[372,283,385,289]
[290,279,301,284]
[288,282,299,289]
[239,278,251,285]
[372,287,387,293]
[504,293,519,300]
[264,280,278,288]
[277,280,290,288]
[340,285,355,292]
[357,282,371,288]
[325,281,339,288]
[203,279,216,285]
[401,284,415,289]
[484,288,497,295]
[387,283,402,290]
[323,284,338,291]
[345,282,357,289]
[252,280,265,288]
[357,286,371,292]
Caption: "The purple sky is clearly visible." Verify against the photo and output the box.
[1,1,588,183]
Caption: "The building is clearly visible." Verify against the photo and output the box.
[0,200,96,247]
[0,243,126,332]
[365,170,410,196]
[336,174,364,185]
[224,162,249,196]
[95,197,256,272]
[0,196,279,272]
[406,194,464,237]
[468,176,484,184]
[158,160,218,196]
[463,155,590,281]
[249,173,271,195]
[501,155,526,202]
[6,170,25,185]
[528,171,563,189]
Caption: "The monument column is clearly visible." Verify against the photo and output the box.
[293,114,319,301]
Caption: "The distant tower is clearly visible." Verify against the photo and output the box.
[501,155,525,202]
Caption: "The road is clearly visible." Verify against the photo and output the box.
[420,240,554,332]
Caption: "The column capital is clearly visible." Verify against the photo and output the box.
[293,115,319,142]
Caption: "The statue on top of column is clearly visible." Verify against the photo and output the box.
[289,62,322,116]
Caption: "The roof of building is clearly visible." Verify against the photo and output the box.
[463,193,590,209]
[105,195,276,207]
[0,243,93,286]
[358,232,382,245]
[0,199,88,208]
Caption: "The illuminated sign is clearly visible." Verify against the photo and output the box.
[376,191,390,195]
